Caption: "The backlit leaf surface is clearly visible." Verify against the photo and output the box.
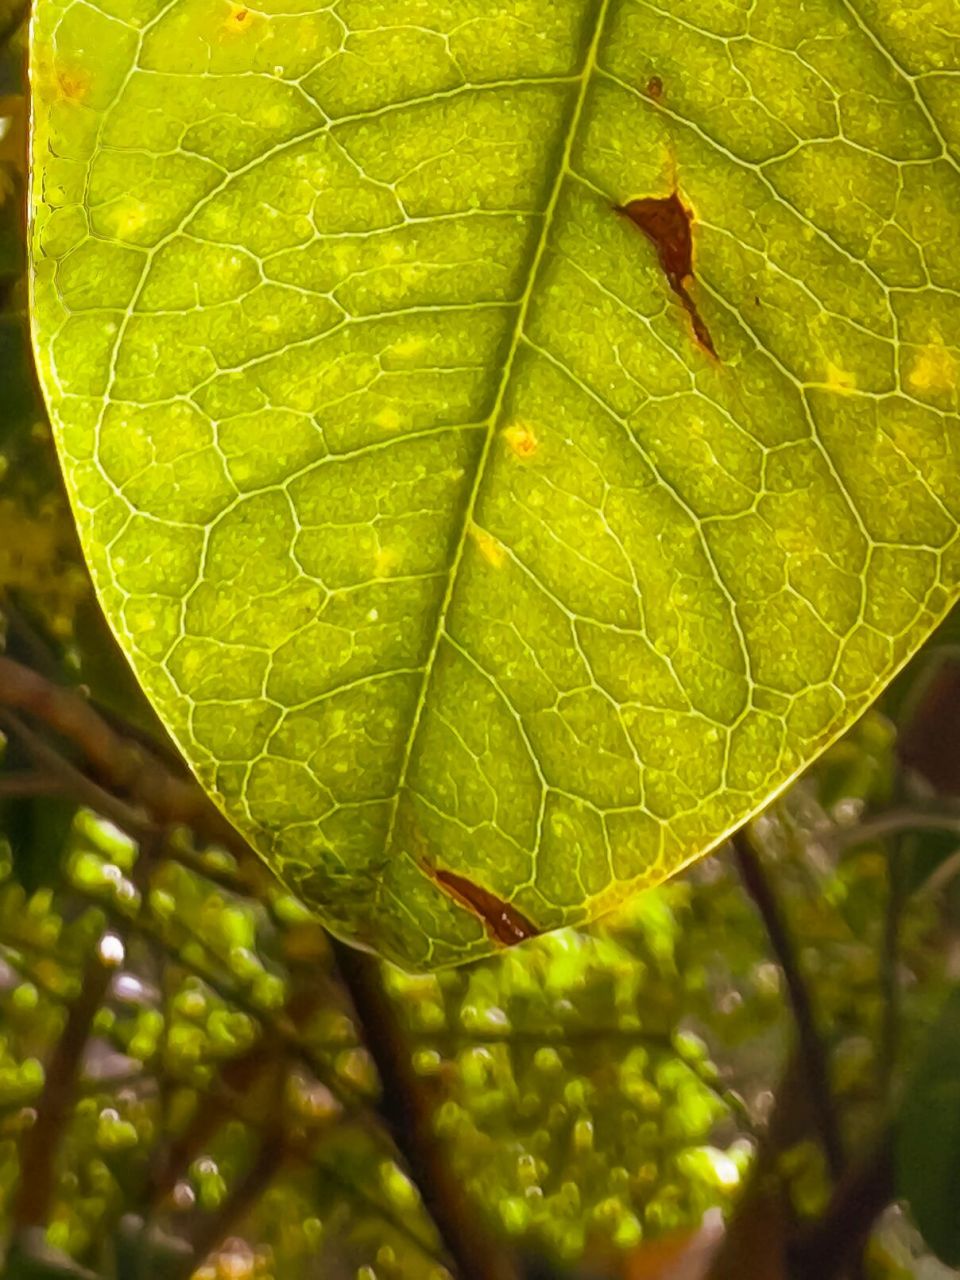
[29,0,960,966]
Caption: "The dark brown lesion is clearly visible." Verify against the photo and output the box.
[615,191,718,359]
[421,862,540,947]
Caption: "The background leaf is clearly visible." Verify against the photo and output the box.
[896,986,960,1267]
[29,0,960,967]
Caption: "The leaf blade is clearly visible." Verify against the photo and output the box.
[30,0,960,966]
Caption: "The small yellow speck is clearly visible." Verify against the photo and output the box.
[375,407,402,432]
[503,422,539,460]
[56,66,91,101]
[374,546,399,577]
[224,4,256,32]
[471,527,505,569]
[389,337,427,361]
[106,199,150,240]
[908,342,957,396]
[825,362,856,394]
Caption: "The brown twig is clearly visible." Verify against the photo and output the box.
[12,829,164,1232]
[145,1044,278,1213]
[332,939,521,1280]
[0,707,155,837]
[788,1129,894,1280]
[0,770,67,797]
[879,840,907,1096]
[70,880,366,1120]
[179,1131,288,1280]
[732,829,844,1180]
[828,808,960,847]
[11,945,116,1230]
[0,654,249,857]
[411,1024,676,1050]
[705,1049,822,1280]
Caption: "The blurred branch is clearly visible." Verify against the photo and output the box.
[155,980,447,1278]
[410,1025,754,1134]
[72,881,367,1121]
[12,829,163,1234]
[145,1044,278,1214]
[0,654,256,861]
[333,939,520,1280]
[146,981,329,1197]
[316,1160,447,1264]
[879,836,906,1095]
[788,1129,894,1280]
[0,706,156,837]
[180,1130,288,1280]
[732,829,844,1180]
[0,652,285,920]
[704,1050,811,1280]
[411,1024,675,1049]
[1,595,66,681]
[148,1050,445,1273]
[0,769,65,797]
[829,807,960,847]
[11,945,116,1230]
[0,657,362,1108]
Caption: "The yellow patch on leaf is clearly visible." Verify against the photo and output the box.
[824,361,856,394]
[224,4,257,33]
[470,526,505,569]
[31,47,91,106]
[503,422,538,460]
[56,65,92,101]
[374,545,399,577]
[909,342,957,396]
[388,336,428,361]
[375,407,402,432]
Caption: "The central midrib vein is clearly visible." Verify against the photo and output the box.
[382,0,615,860]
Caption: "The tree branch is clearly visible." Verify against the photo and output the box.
[0,655,255,860]
[828,808,960,848]
[788,1129,894,1280]
[333,939,522,1280]
[731,829,844,1180]
[12,828,164,1231]
[12,944,116,1230]
[178,1130,288,1280]
[0,770,67,797]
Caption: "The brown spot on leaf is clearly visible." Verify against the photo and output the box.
[423,863,539,947]
[225,4,253,31]
[616,191,718,359]
[645,75,664,100]
[56,67,91,101]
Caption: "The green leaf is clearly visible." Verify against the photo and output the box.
[896,986,960,1266]
[28,0,960,968]
[3,791,79,894]
[3,1233,100,1280]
